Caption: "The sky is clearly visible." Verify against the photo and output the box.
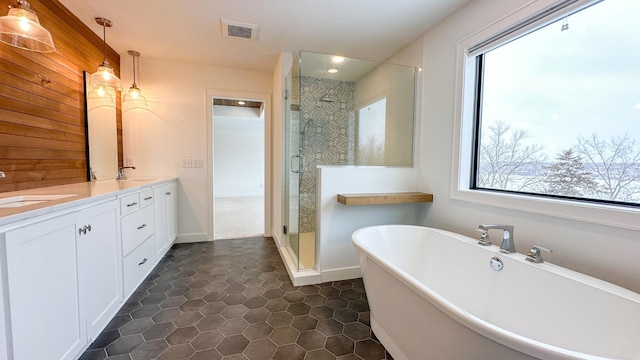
[481,0,640,159]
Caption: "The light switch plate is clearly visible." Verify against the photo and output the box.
[193,158,204,168]
[182,158,192,168]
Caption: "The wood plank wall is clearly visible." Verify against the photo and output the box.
[0,0,122,192]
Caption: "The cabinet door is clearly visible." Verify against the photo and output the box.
[153,185,168,258]
[77,201,122,341]
[5,213,85,360]
[165,182,178,245]
[153,181,178,259]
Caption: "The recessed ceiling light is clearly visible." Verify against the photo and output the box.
[238,101,246,105]
[332,56,345,63]
[328,68,338,74]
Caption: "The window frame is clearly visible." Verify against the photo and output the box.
[450,0,640,231]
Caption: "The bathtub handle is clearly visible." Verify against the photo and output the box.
[476,228,491,246]
[526,245,552,264]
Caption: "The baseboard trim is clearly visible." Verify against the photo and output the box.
[321,266,362,283]
[215,193,264,198]
[175,233,209,243]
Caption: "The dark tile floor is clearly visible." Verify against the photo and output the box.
[79,237,392,360]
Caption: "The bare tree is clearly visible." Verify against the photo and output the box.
[357,136,384,165]
[574,134,640,201]
[478,120,546,191]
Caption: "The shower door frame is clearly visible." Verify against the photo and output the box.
[283,62,303,270]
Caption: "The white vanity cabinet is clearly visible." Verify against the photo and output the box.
[0,178,178,360]
[153,181,177,259]
[78,201,122,341]
[119,189,156,299]
[2,200,121,360]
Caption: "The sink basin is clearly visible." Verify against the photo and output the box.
[122,177,157,182]
[0,194,77,208]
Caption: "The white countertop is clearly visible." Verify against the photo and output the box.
[0,177,177,227]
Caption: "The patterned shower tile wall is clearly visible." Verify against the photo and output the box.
[299,76,356,233]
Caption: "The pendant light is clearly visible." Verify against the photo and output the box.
[123,50,147,106]
[87,83,115,107]
[0,0,55,52]
[90,17,121,91]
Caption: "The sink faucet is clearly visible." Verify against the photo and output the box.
[477,224,515,254]
[116,166,136,180]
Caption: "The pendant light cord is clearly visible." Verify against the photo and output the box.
[132,53,137,87]
[102,21,107,63]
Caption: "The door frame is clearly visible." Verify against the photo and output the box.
[206,89,272,241]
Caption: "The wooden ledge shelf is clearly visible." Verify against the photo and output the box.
[337,192,434,206]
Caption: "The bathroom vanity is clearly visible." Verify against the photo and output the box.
[0,178,177,360]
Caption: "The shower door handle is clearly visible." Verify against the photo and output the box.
[291,155,300,173]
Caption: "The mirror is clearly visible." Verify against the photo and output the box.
[84,71,118,180]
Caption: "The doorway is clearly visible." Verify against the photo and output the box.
[207,91,271,241]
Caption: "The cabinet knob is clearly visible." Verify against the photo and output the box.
[144,196,153,200]
[137,224,147,230]
[165,192,172,195]
[78,224,92,235]
[138,258,148,266]
[127,202,138,207]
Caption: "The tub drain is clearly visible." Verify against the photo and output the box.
[490,257,503,271]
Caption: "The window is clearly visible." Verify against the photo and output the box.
[471,0,640,206]
[356,98,386,165]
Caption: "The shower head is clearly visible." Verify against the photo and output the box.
[320,94,336,103]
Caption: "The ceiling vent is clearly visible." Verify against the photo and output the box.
[221,19,258,41]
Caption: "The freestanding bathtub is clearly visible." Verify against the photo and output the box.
[352,225,640,360]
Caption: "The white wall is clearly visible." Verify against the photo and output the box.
[317,166,425,282]
[213,108,264,197]
[121,57,272,243]
[418,0,640,293]
[386,35,425,167]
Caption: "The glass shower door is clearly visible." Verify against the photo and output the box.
[283,66,301,269]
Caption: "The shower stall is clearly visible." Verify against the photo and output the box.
[283,51,417,271]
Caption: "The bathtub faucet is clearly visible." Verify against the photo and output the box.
[477,224,515,254]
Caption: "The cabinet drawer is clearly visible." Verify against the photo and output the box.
[121,205,154,256]
[123,236,155,297]
[140,189,154,208]
[120,193,140,216]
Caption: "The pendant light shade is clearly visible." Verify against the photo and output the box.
[87,84,115,107]
[123,50,147,106]
[90,17,121,91]
[0,0,55,52]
